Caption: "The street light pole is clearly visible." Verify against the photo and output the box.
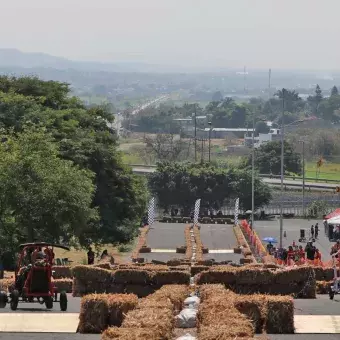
[194,105,197,162]
[279,89,285,249]
[251,111,255,230]
[300,140,306,218]
[208,122,212,162]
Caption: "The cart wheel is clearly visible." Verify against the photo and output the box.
[298,238,302,242]
[45,297,53,309]
[329,288,335,300]
[0,291,7,308]
[60,291,67,311]
[10,290,19,311]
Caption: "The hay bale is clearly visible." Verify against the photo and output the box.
[124,284,157,297]
[152,284,189,311]
[316,280,332,294]
[139,246,151,253]
[53,278,73,293]
[152,271,190,285]
[176,246,187,254]
[78,294,109,333]
[102,327,160,340]
[265,296,294,334]
[113,270,154,285]
[198,324,254,339]
[94,263,112,270]
[52,266,72,279]
[107,294,138,327]
[274,266,315,284]
[122,308,174,340]
[199,284,232,302]
[0,278,14,293]
[136,297,173,311]
[106,284,125,294]
[233,295,266,333]
[191,266,209,276]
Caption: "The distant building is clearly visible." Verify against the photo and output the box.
[244,128,281,148]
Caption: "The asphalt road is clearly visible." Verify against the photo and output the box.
[146,223,186,249]
[0,294,80,314]
[200,223,237,249]
[253,218,333,261]
[203,253,243,263]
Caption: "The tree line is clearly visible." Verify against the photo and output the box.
[0,76,148,267]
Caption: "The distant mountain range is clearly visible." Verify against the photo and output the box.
[0,48,207,73]
[0,48,180,73]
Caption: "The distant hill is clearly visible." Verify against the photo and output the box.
[0,48,171,73]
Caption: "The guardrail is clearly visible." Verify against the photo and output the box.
[126,164,339,184]
[259,173,339,184]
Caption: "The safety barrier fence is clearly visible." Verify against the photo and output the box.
[240,219,334,268]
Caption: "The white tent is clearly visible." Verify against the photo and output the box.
[327,216,340,224]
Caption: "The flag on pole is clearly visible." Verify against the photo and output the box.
[234,198,240,225]
[148,197,155,226]
[193,199,201,225]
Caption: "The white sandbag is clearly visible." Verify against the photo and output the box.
[176,335,197,340]
[184,296,200,309]
[175,308,198,328]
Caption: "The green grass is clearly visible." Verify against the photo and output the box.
[305,162,340,181]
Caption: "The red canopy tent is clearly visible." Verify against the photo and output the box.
[325,208,340,220]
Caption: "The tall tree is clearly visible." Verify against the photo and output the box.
[331,86,339,97]
[247,140,302,175]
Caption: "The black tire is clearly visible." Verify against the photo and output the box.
[298,238,302,242]
[45,296,53,309]
[0,291,7,308]
[60,291,67,311]
[329,288,335,300]
[10,290,19,311]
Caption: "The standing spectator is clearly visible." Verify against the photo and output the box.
[315,223,319,239]
[266,242,274,254]
[314,248,322,264]
[87,247,95,265]
[305,242,315,261]
[311,225,315,239]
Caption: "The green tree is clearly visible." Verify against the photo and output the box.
[0,128,97,246]
[331,86,339,97]
[248,140,302,175]
[255,121,270,135]
[307,84,323,115]
[212,91,223,102]
[149,162,271,213]
[0,76,148,245]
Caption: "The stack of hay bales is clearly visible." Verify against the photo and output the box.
[52,265,72,279]
[53,278,73,293]
[131,225,150,261]
[198,284,294,337]
[193,226,208,262]
[78,293,138,333]
[233,225,255,264]
[102,285,188,340]
[73,264,191,297]
[72,265,112,297]
[196,265,316,298]
[316,280,332,294]
[197,284,254,339]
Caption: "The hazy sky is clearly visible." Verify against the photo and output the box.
[1,0,340,70]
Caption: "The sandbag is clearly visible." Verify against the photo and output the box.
[175,308,198,328]
[184,296,200,309]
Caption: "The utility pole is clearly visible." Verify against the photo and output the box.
[208,122,212,162]
[279,88,285,249]
[268,68,271,97]
[299,140,306,218]
[251,110,255,230]
[194,105,197,162]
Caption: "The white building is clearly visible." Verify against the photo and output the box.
[244,128,281,148]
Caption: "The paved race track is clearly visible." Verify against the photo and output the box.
[254,219,333,261]
[146,223,186,249]
[0,294,80,314]
[200,224,237,250]
[203,253,242,263]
